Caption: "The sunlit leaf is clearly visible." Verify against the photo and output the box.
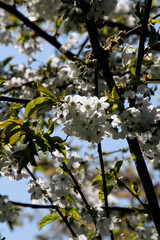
[39,214,59,231]
[25,97,51,119]
[92,174,102,186]
[0,119,19,129]
[37,81,57,99]
[111,86,120,101]
[46,119,54,135]
[10,130,22,147]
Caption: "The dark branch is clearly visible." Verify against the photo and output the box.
[11,201,149,215]
[0,95,30,104]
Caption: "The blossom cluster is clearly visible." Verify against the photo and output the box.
[52,95,110,143]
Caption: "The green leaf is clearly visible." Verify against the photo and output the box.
[99,184,115,201]
[25,97,51,118]
[106,184,114,196]
[11,150,27,169]
[56,14,64,30]
[39,214,59,231]
[69,208,80,222]
[150,42,160,51]
[10,130,22,147]
[37,81,57,99]
[0,119,19,129]
[148,25,159,47]
[51,136,63,144]
[92,174,102,186]
[3,56,14,67]
[114,160,123,175]
[130,66,136,76]
[111,86,120,101]
[130,181,139,194]
[46,119,54,135]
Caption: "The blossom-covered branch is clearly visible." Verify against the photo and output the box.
[0,1,75,61]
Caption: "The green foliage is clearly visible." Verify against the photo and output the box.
[99,184,115,201]
[25,97,52,119]
[148,25,160,51]
[11,141,37,173]
[105,86,124,112]
[39,214,59,231]
[37,81,58,99]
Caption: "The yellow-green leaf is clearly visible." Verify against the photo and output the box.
[10,130,22,147]
[112,86,120,101]
[37,81,57,99]
[39,214,59,231]
[0,119,19,129]
[25,97,50,119]
[92,174,102,186]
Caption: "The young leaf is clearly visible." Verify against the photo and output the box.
[37,81,57,99]
[148,25,159,47]
[114,160,123,175]
[92,174,102,186]
[39,214,59,231]
[99,184,115,201]
[111,86,120,101]
[25,97,51,119]
[46,119,54,135]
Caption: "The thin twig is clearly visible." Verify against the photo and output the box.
[77,36,89,57]
[116,178,147,208]
[98,144,114,240]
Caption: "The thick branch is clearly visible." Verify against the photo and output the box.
[0,1,75,61]
[127,138,160,235]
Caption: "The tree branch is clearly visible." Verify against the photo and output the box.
[11,201,148,215]
[0,95,30,104]
[0,1,75,61]
[127,137,160,235]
